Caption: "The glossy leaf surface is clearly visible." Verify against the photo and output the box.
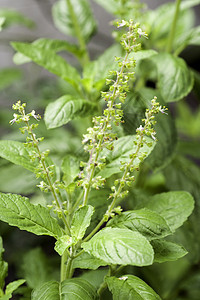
[98,135,155,178]
[32,279,96,300]
[152,53,194,102]
[107,208,171,240]
[151,240,187,263]
[0,193,63,237]
[71,205,94,240]
[106,275,161,300]
[82,228,154,266]
[44,96,97,129]
[145,191,194,232]
[11,42,80,88]
[52,0,97,41]
[73,251,107,270]
[0,141,37,172]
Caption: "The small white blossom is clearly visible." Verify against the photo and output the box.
[137,28,148,39]
[117,20,127,28]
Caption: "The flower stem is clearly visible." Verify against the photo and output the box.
[166,0,182,53]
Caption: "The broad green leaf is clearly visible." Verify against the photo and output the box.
[54,235,75,256]
[61,154,80,186]
[52,0,97,42]
[32,278,96,300]
[175,26,200,55]
[0,164,38,195]
[107,208,171,240]
[181,0,200,9]
[0,68,22,91]
[106,275,161,300]
[146,2,195,50]
[144,191,194,232]
[5,279,25,296]
[71,205,94,240]
[82,44,121,92]
[151,240,187,263]
[0,9,34,29]
[0,237,8,290]
[11,42,80,89]
[151,53,194,102]
[13,38,82,65]
[0,193,63,238]
[98,135,155,179]
[73,251,107,270]
[0,141,37,172]
[129,49,157,62]
[22,248,53,289]
[44,95,97,129]
[80,269,108,289]
[82,228,154,266]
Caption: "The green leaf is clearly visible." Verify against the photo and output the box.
[52,0,97,42]
[93,0,120,14]
[151,240,187,263]
[44,95,97,129]
[0,9,34,29]
[13,38,82,65]
[0,17,5,31]
[144,104,177,171]
[144,191,194,232]
[82,44,121,92]
[151,53,194,102]
[5,279,25,296]
[175,26,200,54]
[0,68,22,91]
[0,193,63,238]
[11,42,81,89]
[107,208,171,240]
[82,228,154,266]
[181,0,200,9]
[32,279,97,300]
[146,2,194,51]
[129,49,157,62]
[71,205,94,240]
[73,251,107,270]
[22,248,53,289]
[61,154,80,186]
[0,164,38,195]
[0,237,8,290]
[0,141,37,172]
[54,235,75,256]
[106,275,161,300]
[98,135,155,179]
[80,269,108,289]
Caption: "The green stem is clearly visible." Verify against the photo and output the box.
[166,0,181,53]
[84,117,149,242]
[60,250,68,282]
[25,121,70,233]
[66,0,89,67]
[82,50,130,207]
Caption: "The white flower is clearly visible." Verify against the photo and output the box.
[138,28,148,39]
[117,20,127,28]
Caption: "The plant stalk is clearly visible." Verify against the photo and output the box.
[166,0,182,53]
[66,0,89,66]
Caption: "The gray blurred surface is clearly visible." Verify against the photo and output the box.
[0,0,169,68]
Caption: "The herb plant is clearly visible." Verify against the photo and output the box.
[0,0,200,299]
